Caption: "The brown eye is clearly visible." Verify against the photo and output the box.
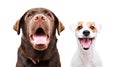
[47,13,52,17]
[27,11,36,17]
[27,13,32,17]
[77,26,83,30]
[90,26,95,30]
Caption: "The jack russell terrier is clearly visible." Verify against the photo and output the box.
[70,21,103,67]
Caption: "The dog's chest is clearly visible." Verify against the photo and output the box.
[80,56,93,67]
[79,51,98,67]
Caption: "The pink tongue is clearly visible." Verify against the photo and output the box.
[81,39,91,48]
[33,35,47,44]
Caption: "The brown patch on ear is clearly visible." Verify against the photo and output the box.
[57,21,65,35]
[13,20,21,35]
[13,20,19,32]
[87,22,97,33]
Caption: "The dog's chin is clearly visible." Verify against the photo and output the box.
[78,37,95,50]
[33,44,48,51]
[29,28,50,51]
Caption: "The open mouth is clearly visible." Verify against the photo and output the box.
[78,37,94,50]
[30,28,50,50]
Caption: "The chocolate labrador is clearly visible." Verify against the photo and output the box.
[13,8,64,67]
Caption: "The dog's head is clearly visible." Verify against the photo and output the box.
[74,21,101,50]
[13,8,64,51]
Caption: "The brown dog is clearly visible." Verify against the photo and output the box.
[13,8,64,67]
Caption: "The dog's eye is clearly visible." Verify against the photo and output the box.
[77,26,83,30]
[27,13,32,17]
[27,11,36,17]
[90,26,95,30]
[47,13,52,17]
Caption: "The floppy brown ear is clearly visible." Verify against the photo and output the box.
[57,21,65,35]
[13,20,19,32]
[13,20,21,35]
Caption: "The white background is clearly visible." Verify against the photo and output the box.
[0,0,120,67]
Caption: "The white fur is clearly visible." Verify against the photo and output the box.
[70,22,102,67]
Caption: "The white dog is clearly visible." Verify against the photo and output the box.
[70,21,102,67]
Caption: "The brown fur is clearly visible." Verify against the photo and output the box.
[76,22,83,31]
[87,22,97,33]
[14,8,64,67]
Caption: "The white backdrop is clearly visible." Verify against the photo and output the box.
[0,0,120,67]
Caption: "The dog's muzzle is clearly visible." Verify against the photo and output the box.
[29,14,50,51]
[78,30,94,50]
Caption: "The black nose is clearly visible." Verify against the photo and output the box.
[83,30,90,36]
